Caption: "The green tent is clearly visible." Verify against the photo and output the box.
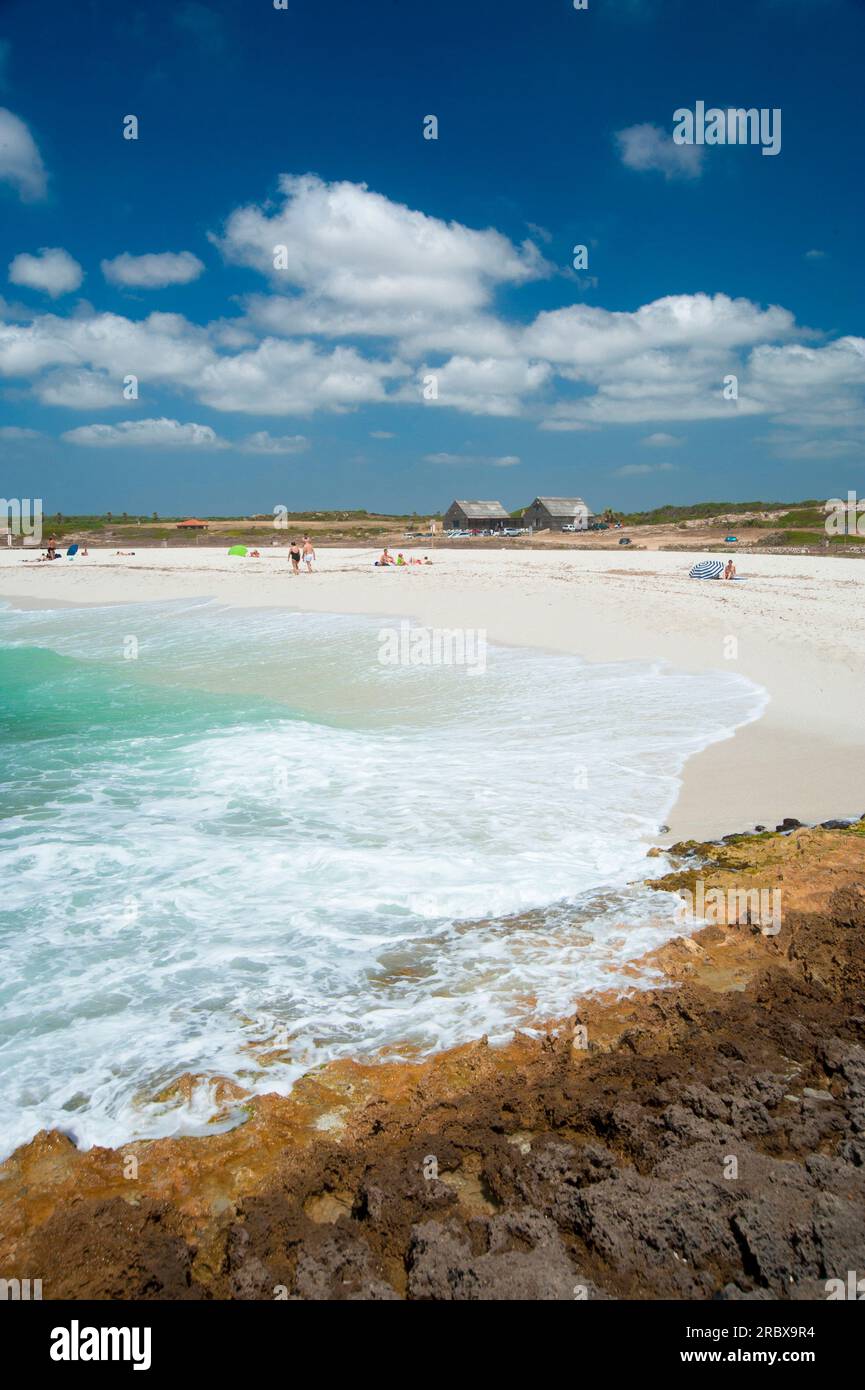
[228,544,248,556]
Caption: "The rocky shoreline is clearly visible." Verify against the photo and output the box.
[2,820,863,1300]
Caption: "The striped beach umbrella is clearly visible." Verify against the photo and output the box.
[689,559,724,579]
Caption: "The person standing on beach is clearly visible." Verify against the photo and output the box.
[301,536,315,572]
[289,540,301,575]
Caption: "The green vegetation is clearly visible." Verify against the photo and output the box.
[619,499,818,526]
[26,500,865,552]
[763,528,863,548]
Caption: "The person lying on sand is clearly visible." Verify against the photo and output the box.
[115,550,135,556]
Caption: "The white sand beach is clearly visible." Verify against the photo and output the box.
[1,545,862,841]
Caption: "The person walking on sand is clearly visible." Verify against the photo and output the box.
[288,540,301,575]
[302,536,315,572]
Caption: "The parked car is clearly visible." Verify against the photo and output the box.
[589,522,608,531]
[725,535,738,543]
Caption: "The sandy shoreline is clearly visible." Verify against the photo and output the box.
[3,569,863,1298]
[2,546,862,841]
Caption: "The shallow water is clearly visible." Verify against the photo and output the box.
[0,599,766,1156]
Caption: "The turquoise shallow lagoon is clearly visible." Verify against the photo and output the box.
[0,599,765,1156]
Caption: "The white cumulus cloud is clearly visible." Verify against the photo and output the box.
[615,122,704,181]
[240,431,309,454]
[62,418,226,448]
[0,107,47,200]
[101,251,205,289]
[642,431,683,447]
[408,356,550,417]
[197,338,408,415]
[9,247,83,298]
[424,452,520,467]
[614,461,678,476]
[34,368,122,409]
[0,424,40,439]
[214,174,549,309]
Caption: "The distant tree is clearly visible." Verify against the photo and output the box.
[56,511,63,523]
[152,512,159,522]
[106,511,113,522]
[122,511,128,522]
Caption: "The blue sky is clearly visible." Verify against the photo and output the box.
[0,0,863,515]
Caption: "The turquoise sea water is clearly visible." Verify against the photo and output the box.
[0,599,766,1156]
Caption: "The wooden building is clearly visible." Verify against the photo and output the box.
[443,500,512,532]
[522,497,594,532]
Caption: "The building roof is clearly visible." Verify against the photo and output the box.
[176,518,209,527]
[531,497,593,516]
[448,500,510,519]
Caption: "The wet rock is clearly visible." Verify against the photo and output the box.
[294,1228,400,1300]
[718,1283,776,1300]
[23,1198,204,1300]
[407,1212,598,1300]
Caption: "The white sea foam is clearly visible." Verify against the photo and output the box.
[0,601,766,1155]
